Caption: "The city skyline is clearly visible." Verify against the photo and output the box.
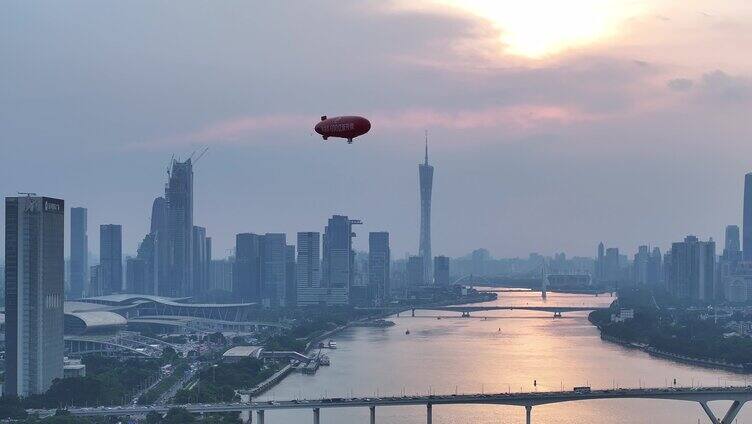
[3,2,752,259]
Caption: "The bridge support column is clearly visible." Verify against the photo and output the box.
[313,407,320,424]
[256,410,264,424]
[699,400,746,424]
[240,410,250,423]
[426,403,432,424]
[525,405,532,424]
[412,309,415,317]
[370,406,375,424]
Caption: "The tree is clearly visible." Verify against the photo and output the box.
[164,407,195,424]
[146,410,163,424]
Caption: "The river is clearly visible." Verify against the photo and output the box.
[257,291,752,423]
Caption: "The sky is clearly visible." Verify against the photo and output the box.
[2,0,752,260]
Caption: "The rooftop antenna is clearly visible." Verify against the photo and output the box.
[17,192,37,196]
[424,130,429,165]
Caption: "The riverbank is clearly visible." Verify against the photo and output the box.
[594,324,749,374]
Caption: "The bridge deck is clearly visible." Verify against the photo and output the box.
[48,387,752,417]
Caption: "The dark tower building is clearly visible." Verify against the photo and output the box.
[69,207,87,299]
[4,196,65,396]
[744,173,752,260]
[322,215,360,305]
[163,159,194,297]
[419,134,434,284]
[99,224,123,295]
[233,233,261,302]
[368,232,390,303]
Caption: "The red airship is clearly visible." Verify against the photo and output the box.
[314,115,371,144]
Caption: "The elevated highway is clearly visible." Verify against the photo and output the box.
[43,386,752,424]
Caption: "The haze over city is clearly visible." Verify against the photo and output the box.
[6,2,752,424]
[4,1,752,258]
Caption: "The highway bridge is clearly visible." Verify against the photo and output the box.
[402,305,609,318]
[39,386,752,424]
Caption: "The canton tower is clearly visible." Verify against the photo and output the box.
[419,132,434,284]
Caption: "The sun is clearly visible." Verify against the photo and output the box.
[432,0,644,58]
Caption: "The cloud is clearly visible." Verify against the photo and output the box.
[667,78,693,91]
[697,70,752,103]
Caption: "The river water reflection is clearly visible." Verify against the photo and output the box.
[258,291,751,423]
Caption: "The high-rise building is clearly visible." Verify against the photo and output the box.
[69,207,87,299]
[667,235,716,301]
[162,158,194,297]
[647,247,662,286]
[604,247,621,282]
[285,244,296,308]
[4,196,65,396]
[233,233,261,303]
[368,232,390,303]
[135,233,156,294]
[296,232,322,306]
[418,135,434,285]
[99,224,122,295]
[407,256,424,286]
[596,242,605,283]
[126,257,148,294]
[633,245,649,286]
[261,233,287,307]
[434,255,450,285]
[192,226,209,296]
[209,259,233,292]
[89,265,102,297]
[744,173,752,260]
[322,215,360,305]
[150,196,168,295]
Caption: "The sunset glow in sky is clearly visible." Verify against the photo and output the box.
[433,0,645,57]
[2,1,752,259]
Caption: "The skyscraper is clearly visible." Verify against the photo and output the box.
[407,255,424,286]
[285,244,297,308]
[368,232,390,303]
[69,207,87,299]
[434,255,450,286]
[418,134,434,285]
[261,233,288,307]
[744,173,752,260]
[233,233,261,302]
[322,215,360,305]
[135,233,156,294]
[126,257,147,294]
[99,224,123,295]
[296,232,322,306]
[668,235,716,301]
[4,196,65,396]
[163,158,194,297]
[192,226,208,295]
[633,245,649,286]
[725,225,742,260]
[596,242,605,283]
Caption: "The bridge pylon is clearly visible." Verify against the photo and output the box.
[525,405,532,424]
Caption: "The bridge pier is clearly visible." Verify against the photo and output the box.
[426,403,432,424]
[256,410,264,424]
[412,309,415,317]
[699,400,746,424]
[313,407,320,424]
[370,406,375,424]
[525,405,532,424]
